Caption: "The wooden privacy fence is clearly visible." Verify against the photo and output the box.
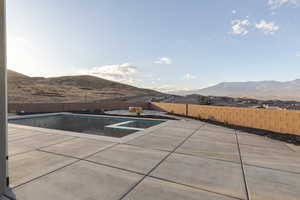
[151,102,300,135]
[8,101,150,113]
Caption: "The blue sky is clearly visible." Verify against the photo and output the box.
[6,0,300,92]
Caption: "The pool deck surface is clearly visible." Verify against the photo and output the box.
[4,117,300,200]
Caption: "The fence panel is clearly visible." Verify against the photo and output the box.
[151,102,300,135]
[151,102,187,116]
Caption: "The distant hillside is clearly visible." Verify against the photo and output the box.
[193,80,300,101]
[8,70,162,103]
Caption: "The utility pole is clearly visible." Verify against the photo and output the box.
[0,0,9,197]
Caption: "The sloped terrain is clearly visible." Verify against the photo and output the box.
[194,80,300,101]
[8,70,162,103]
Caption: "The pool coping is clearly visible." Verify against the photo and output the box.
[8,112,172,143]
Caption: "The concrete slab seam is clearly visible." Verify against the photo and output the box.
[235,130,250,200]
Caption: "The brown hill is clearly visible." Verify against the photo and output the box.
[172,80,300,101]
[194,80,300,101]
[7,70,162,103]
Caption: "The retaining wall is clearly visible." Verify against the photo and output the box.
[8,102,150,113]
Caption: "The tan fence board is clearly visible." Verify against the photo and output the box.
[151,102,300,136]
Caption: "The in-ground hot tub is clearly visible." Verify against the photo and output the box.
[9,114,164,138]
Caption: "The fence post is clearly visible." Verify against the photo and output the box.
[186,104,188,116]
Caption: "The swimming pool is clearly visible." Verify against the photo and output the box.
[9,114,164,138]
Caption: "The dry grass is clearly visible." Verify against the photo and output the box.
[8,70,161,103]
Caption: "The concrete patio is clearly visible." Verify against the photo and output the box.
[5,118,300,200]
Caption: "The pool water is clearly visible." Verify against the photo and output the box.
[9,114,164,138]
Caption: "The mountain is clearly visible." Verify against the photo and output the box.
[7,70,162,103]
[9,70,300,103]
[193,80,300,101]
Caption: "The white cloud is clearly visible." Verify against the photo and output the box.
[268,0,299,9]
[255,20,279,35]
[296,52,300,57]
[182,73,197,80]
[229,19,280,36]
[153,85,192,93]
[80,63,139,84]
[230,19,250,35]
[154,57,172,64]
[232,10,237,14]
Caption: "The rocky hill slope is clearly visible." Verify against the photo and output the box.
[192,80,300,101]
[8,70,162,103]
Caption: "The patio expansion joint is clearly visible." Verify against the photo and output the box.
[82,159,146,176]
[12,142,119,190]
[9,149,36,158]
[118,122,171,144]
[171,151,241,165]
[125,142,242,166]
[243,162,300,175]
[238,142,294,152]
[285,144,297,152]
[36,143,149,178]
[12,158,80,190]
[234,130,250,200]
[11,124,247,200]
[36,141,258,200]
[8,133,45,143]
[36,141,120,162]
[9,136,79,158]
[147,175,245,200]
[117,124,210,200]
[34,136,79,149]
